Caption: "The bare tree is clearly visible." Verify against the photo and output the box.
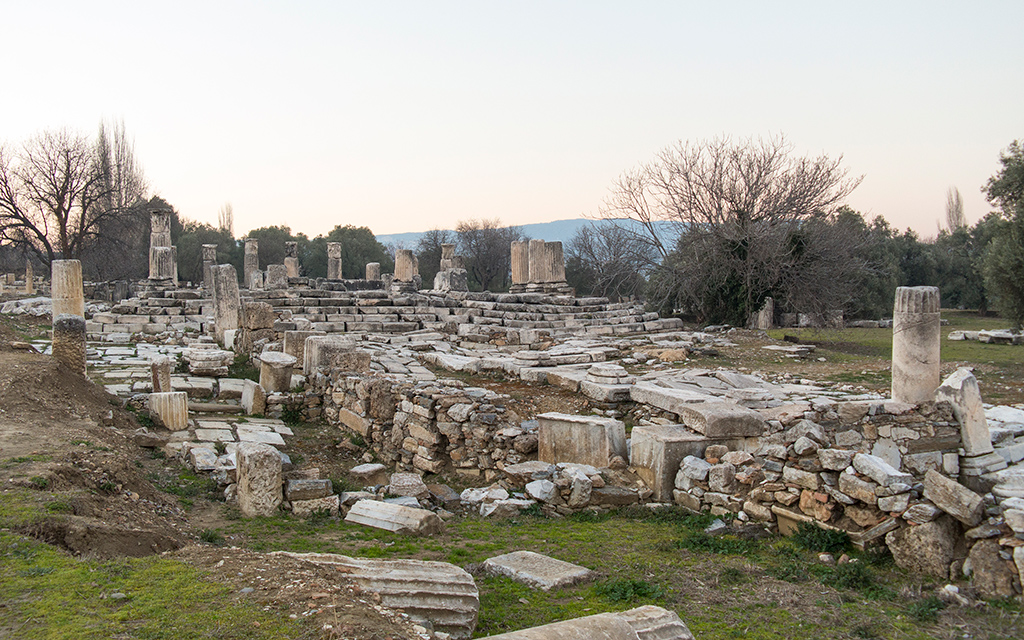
[456,218,526,292]
[416,228,458,286]
[600,135,864,323]
[0,123,147,270]
[945,186,966,230]
[566,221,657,300]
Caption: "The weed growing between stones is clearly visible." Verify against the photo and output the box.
[227,353,259,382]
[791,521,850,554]
[906,596,947,622]
[595,578,665,602]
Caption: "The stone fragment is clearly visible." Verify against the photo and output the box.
[525,479,558,502]
[210,264,241,346]
[537,412,626,468]
[274,551,478,639]
[345,500,443,535]
[389,472,430,499]
[721,450,754,466]
[885,515,960,578]
[676,402,766,438]
[151,356,173,393]
[793,436,818,456]
[258,351,296,393]
[481,499,536,518]
[708,463,736,493]
[350,463,388,487]
[968,539,1017,599]
[148,391,189,431]
[285,478,333,501]
[291,495,340,517]
[51,259,85,318]
[852,453,912,488]
[818,448,855,471]
[877,492,910,513]
[923,470,984,526]
[480,605,694,640]
[52,314,86,375]
[241,379,266,415]
[236,443,283,517]
[782,466,819,491]
[903,502,943,525]
[838,472,877,504]
[935,368,994,456]
[483,551,595,591]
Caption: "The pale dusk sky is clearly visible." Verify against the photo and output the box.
[3,1,1021,238]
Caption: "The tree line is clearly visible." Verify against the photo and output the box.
[2,125,1021,328]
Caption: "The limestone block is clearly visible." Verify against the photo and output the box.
[434,268,469,291]
[968,539,1017,599]
[884,515,960,578]
[629,426,708,501]
[817,448,855,471]
[51,260,84,318]
[303,335,369,375]
[510,240,529,286]
[349,463,388,487]
[327,242,343,279]
[503,461,557,485]
[148,391,188,431]
[674,402,764,438]
[283,329,325,362]
[291,495,339,518]
[537,412,627,468]
[483,551,595,591]
[891,286,941,404]
[243,301,275,330]
[258,351,296,393]
[241,379,267,415]
[389,472,429,499]
[782,466,819,491]
[151,356,173,393]
[365,262,381,280]
[272,551,478,639]
[236,443,283,517]
[838,472,877,504]
[211,264,240,346]
[344,499,443,535]
[852,453,912,488]
[394,249,418,282]
[935,368,994,456]
[266,264,288,289]
[243,238,259,287]
[923,469,984,526]
[525,479,557,501]
[285,478,333,501]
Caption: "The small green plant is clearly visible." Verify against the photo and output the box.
[348,433,366,448]
[214,442,227,456]
[28,476,48,489]
[791,521,850,553]
[305,508,333,527]
[718,566,747,585]
[228,354,259,382]
[595,578,664,603]
[852,623,881,639]
[148,448,166,459]
[199,529,225,546]
[906,595,946,623]
[819,561,874,591]
[98,481,118,494]
[127,405,155,428]
[281,407,304,426]
[520,502,544,518]
[674,531,755,555]
[45,500,71,513]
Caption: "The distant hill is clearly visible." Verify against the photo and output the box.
[376,217,675,248]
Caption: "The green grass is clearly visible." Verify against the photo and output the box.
[0,532,314,639]
[227,354,259,382]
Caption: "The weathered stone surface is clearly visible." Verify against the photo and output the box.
[924,470,984,526]
[481,605,694,640]
[258,351,296,393]
[241,379,266,416]
[818,448,855,471]
[237,443,283,517]
[891,286,941,404]
[211,264,241,346]
[483,551,595,591]
[935,368,994,456]
[838,472,877,504]
[52,314,86,375]
[537,412,626,468]
[275,551,478,639]
[350,463,388,487]
[148,391,188,431]
[852,453,912,488]
[303,335,368,375]
[389,472,429,498]
[481,498,536,518]
[51,259,85,318]
[629,426,707,502]
[903,502,942,525]
[968,539,1017,599]
[526,479,558,502]
[285,478,333,501]
[291,495,340,517]
[884,515,960,578]
[345,499,442,535]
[783,466,819,491]
[676,402,766,438]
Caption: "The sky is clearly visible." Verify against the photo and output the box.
[3,1,1021,239]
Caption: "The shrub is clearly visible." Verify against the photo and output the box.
[596,578,664,602]
[791,521,850,553]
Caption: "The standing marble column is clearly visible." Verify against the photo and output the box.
[510,241,529,291]
[243,238,259,288]
[891,286,941,404]
[211,264,241,347]
[327,242,343,280]
[201,244,217,290]
[440,244,456,270]
[148,207,176,281]
[394,249,417,281]
[24,260,34,294]
[528,239,547,285]
[51,259,85,319]
[284,241,300,277]
[365,262,381,281]
[545,241,566,284]
[52,314,86,375]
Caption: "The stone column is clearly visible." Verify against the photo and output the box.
[244,238,259,288]
[148,391,189,431]
[237,443,283,517]
[394,249,417,281]
[545,241,566,283]
[528,239,547,284]
[211,264,241,347]
[284,241,299,277]
[51,259,85,319]
[366,262,381,281]
[327,242,343,280]
[201,244,217,290]
[440,243,456,270]
[259,351,297,393]
[510,241,529,288]
[891,286,941,404]
[266,264,288,289]
[24,260,33,294]
[753,297,774,330]
[148,207,176,281]
[52,314,86,375]
[151,355,173,393]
